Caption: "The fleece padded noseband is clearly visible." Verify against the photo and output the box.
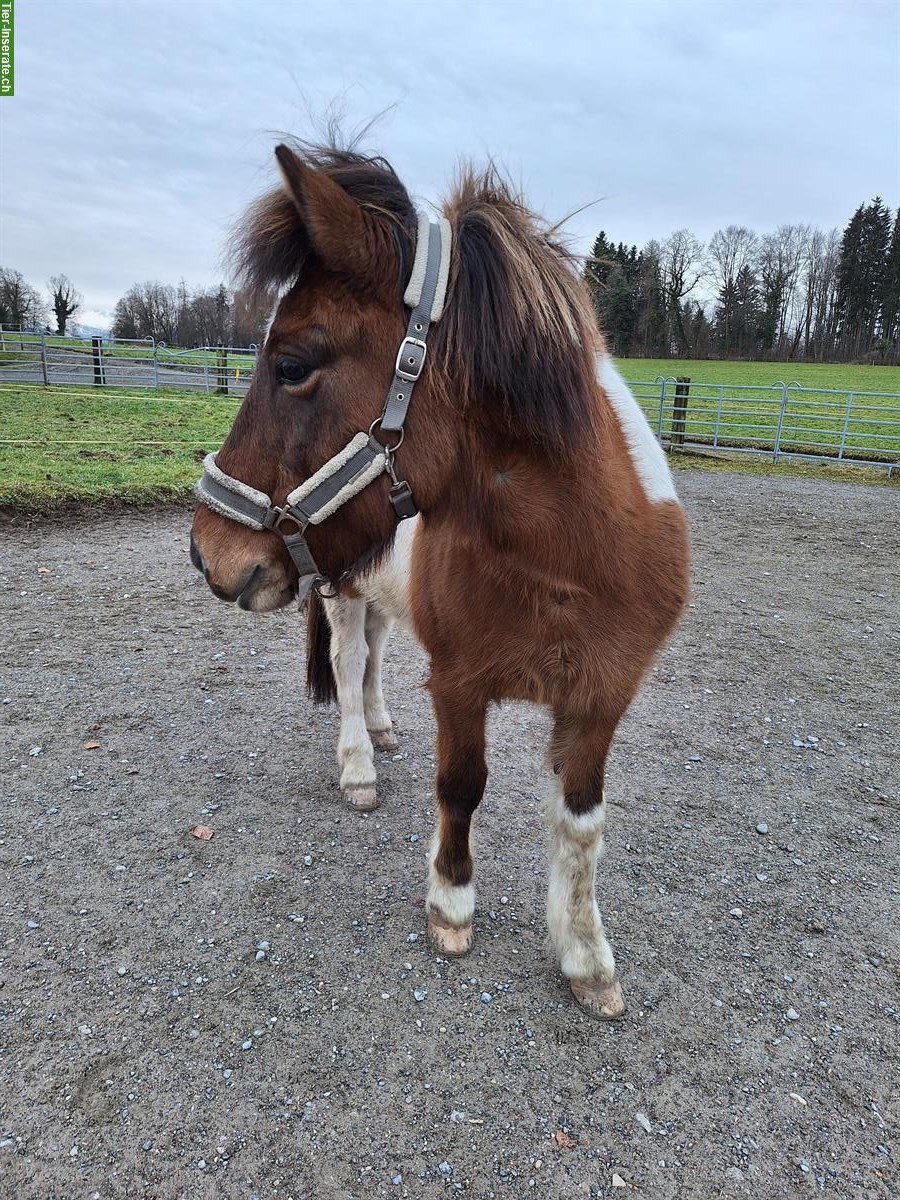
[195,209,450,601]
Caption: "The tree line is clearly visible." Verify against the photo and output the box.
[108,280,273,349]
[0,268,273,348]
[4,194,898,362]
[585,197,900,363]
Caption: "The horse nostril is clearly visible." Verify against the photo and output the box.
[189,535,206,575]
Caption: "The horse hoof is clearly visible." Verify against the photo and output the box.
[371,728,399,751]
[343,786,378,812]
[570,975,626,1020]
[427,914,474,956]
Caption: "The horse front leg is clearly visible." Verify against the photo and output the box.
[546,709,626,1019]
[363,603,398,751]
[323,594,379,812]
[426,681,488,956]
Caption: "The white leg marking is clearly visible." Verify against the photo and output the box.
[427,867,475,927]
[599,356,679,504]
[363,604,395,735]
[426,831,475,927]
[545,775,616,982]
[323,595,376,791]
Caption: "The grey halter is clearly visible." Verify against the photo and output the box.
[195,211,451,601]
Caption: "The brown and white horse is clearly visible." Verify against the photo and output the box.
[190,142,689,1017]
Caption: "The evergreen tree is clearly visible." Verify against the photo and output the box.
[879,208,900,358]
[603,264,637,355]
[836,198,892,357]
[583,232,615,311]
[635,243,667,356]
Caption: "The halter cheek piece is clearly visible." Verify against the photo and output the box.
[195,211,451,602]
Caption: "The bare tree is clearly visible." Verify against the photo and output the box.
[708,226,759,291]
[707,226,759,352]
[48,275,83,336]
[757,225,806,355]
[0,267,48,330]
[660,230,705,354]
[111,281,179,343]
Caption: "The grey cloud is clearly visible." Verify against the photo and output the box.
[1,0,896,326]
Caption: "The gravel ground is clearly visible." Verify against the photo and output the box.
[1,471,898,1200]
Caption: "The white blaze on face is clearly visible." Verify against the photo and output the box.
[262,285,290,345]
[599,357,679,504]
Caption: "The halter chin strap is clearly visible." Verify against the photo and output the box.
[195,210,451,601]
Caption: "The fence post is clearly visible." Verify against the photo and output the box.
[714,386,724,448]
[40,329,49,386]
[773,383,788,460]
[671,377,690,447]
[837,392,854,460]
[91,336,106,387]
[216,343,228,395]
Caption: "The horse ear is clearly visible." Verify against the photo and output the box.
[274,144,392,287]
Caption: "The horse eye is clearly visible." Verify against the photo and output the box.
[277,357,313,386]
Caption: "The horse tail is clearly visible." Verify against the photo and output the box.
[306,591,337,705]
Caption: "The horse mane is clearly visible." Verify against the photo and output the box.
[231,142,602,447]
[436,166,601,446]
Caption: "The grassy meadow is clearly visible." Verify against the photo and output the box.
[0,384,240,507]
[1,365,898,510]
[615,359,900,393]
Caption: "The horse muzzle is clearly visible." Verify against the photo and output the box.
[189,509,297,613]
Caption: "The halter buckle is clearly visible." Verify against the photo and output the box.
[273,507,308,537]
[395,337,427,382]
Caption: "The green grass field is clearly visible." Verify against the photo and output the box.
[616,359,900,393]
[1,373,897,511]
[0,384,240,507]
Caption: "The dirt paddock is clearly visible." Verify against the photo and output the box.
[1,471,897,1199]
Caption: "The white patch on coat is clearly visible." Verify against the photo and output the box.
[599,356,679,504]
[262,283,293,345]
[427,867,475,927]
[545,774,616,982]
[358,515,418,629]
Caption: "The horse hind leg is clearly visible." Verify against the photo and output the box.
[546,710,626,1019]
[363,603,398,751]
[323,594,379,812]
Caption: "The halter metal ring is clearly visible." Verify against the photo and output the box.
[368,417,404,452]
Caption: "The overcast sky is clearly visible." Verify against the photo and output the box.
[2,0,898,329]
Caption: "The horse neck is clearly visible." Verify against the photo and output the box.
[426,410,620,556]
